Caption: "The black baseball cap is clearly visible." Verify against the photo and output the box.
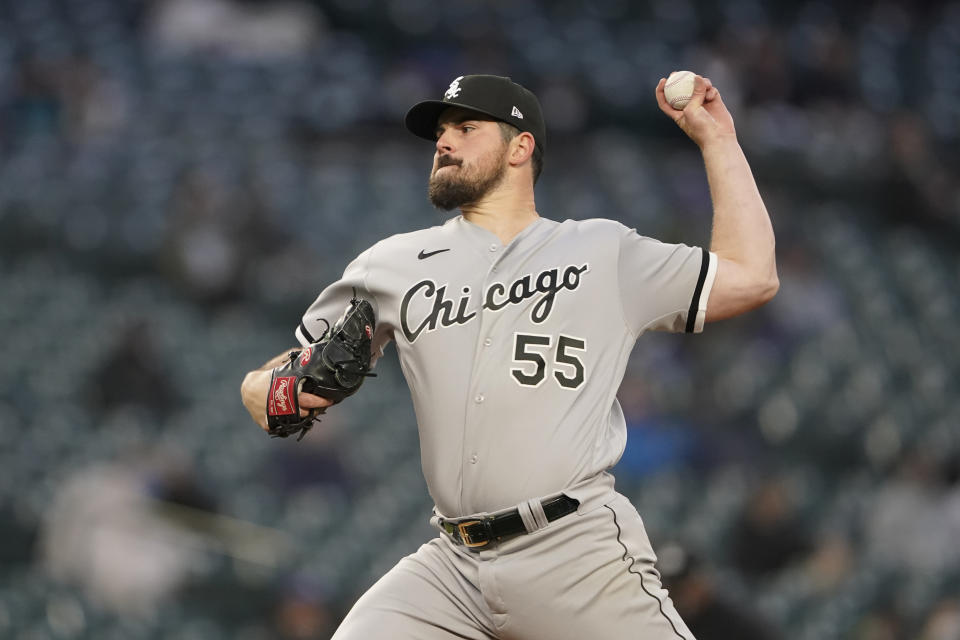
[404,74,546,154]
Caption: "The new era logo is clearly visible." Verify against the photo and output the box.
[511,106,523,119]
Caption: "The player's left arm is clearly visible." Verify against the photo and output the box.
[656,74,779,322]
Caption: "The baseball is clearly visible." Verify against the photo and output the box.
[664,70,696,110]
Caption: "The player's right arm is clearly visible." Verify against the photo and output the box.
[241,244,388,433]
[240,352,331,432]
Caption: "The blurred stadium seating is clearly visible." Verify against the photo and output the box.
[1,0,959,638]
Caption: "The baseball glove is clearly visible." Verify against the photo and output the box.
[266,296,376,441]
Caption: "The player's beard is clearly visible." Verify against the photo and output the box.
[428,143,508,211]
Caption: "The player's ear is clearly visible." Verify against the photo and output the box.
[508,131,535,167]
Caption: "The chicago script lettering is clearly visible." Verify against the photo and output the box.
[400,280,477,342]
[400,263,588,342]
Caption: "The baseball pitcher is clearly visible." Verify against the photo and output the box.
[241,73,778,639]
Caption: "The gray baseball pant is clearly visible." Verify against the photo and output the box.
[330,489,695,640]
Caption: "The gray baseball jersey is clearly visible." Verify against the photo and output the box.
[296,215,717,518]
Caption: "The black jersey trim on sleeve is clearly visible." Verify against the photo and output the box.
[685,248,710,334]
[298,320,316,343]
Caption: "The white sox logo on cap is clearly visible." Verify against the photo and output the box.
[405,74,546,155]
[444,76,464,100]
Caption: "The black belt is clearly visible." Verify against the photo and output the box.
[440,495,580,550]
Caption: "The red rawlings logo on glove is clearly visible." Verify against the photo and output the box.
[268,376,297,416]
[298,347,313,367]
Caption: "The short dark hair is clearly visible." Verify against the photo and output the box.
[497,121,543,185]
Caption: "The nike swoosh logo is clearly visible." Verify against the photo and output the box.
[418,248,451,260]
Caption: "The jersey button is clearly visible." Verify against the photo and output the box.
[469,454,479,464]
[488,244,498,252]
[483,338,492,347]
[474,394,485,404]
